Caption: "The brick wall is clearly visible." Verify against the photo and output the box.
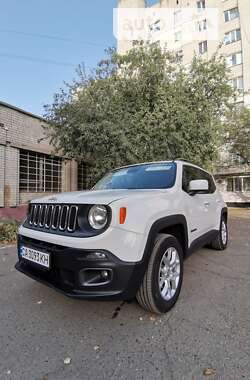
[0,205,27,222]
[0,104,51,154]
[0,146,4,207]
[4,146,19,207]
[19,192,55,205]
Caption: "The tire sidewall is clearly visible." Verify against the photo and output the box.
[220,216,228,249]
[150,236,184,314]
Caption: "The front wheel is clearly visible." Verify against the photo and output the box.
[211,216,228,250]
[136,234,184,314]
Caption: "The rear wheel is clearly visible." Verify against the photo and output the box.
[136,234,184,314]
[211,216,228,250]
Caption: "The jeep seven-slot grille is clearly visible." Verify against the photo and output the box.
[29,204,78,233]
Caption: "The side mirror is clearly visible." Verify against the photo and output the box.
[188,180,209,194]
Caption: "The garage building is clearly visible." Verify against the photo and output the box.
[0,101,88,220]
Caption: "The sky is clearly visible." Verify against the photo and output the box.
[0,0,117,116]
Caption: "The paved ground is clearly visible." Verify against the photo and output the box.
[0,209,249,380]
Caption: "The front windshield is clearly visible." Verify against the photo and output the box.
[93,163,177,190]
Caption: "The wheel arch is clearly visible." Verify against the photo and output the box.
[130,214,189,297]
[143,215,188,262]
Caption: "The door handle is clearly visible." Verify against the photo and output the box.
[204,202,210,206]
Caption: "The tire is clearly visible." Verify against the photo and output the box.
[136,234,184,314]
[211,216,228,250]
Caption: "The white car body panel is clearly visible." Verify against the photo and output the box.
[19,161,227,263]
[31,189,161,206]
[19,224,144,262]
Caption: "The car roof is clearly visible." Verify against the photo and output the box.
[112,160,212,175]
[112,161,174,171]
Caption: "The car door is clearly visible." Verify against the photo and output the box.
[198,170,219,231]
[182,165,213,244]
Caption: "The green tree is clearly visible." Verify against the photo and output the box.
[225,106,250,165]
[44,45,233,185]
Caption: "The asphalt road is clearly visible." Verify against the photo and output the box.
[0,210,250,380]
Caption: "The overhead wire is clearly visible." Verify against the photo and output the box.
[0,29,109,67]
[0,52,76,67]
[0,28,107,48]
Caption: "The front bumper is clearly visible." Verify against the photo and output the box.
[16,235,144,301]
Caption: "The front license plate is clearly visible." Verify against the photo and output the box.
[20,246,50,269]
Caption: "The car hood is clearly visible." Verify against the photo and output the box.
[31,189,165,205]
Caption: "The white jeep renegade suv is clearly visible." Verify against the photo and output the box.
[16,160,228,314]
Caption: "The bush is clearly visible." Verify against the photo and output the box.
[0,223,19,244]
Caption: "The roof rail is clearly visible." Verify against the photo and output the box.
[174,158,195,164]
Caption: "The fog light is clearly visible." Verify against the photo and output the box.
[101,270,109,279]
[79,268,113,286]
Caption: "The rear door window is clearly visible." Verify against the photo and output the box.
[182,165,216,194]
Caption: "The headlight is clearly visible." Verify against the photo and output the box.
[88,205,108,230]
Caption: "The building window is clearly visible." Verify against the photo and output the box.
[226,178,234,192]
[78,162,89,190]
[234,177,241,192]
[226,51,243,67]
[19,150,62,193]
[197,19,207,32]
[174,10,182,25]
[175,30,182,42]
[199,40,207,54]
[226,177,250,192]
[244,177,250,192]
[224,8,239,22]
[224,29,241,45]
[149,19,161,33]
[229,76,244,90]
[197,0,205,11]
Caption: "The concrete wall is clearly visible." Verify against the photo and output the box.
[239,0,250,105]
[117,0,146,54]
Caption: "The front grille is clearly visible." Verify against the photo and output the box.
[29,204,78,233]
[24,203,111,238]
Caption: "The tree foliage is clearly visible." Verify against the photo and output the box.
[225,106,250,165]
[44,45,234,185]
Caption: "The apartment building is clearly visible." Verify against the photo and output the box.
[117,0,250,205]
[0,101,88,220]
[117,0,250,105]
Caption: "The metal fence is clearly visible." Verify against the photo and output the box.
[19,150,62,193]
